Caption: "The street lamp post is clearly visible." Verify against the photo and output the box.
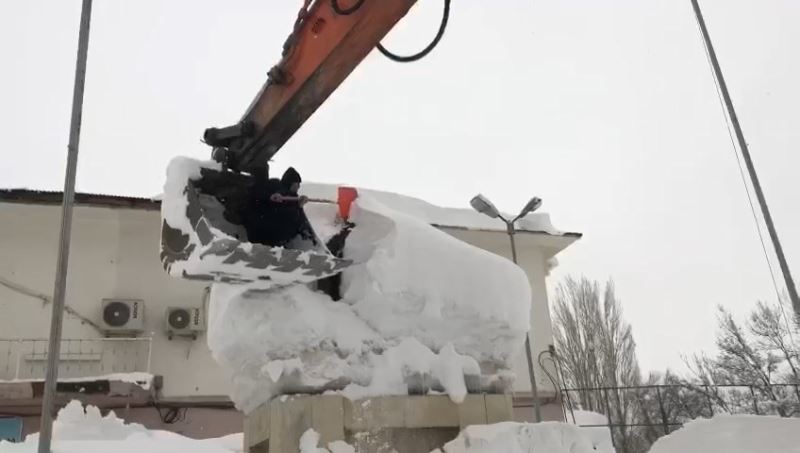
[38,0,93,452]
[470,194,543,423]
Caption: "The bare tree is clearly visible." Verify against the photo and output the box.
[552,276,646,453]
[684,303,800,416]
[553,282,800,453]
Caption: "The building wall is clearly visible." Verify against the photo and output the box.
[0,201,571,414]
[0,202,229,398]
[18,407,242,440]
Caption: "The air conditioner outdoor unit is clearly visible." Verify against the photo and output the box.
[165,306,205,339]
[100,299,144,335]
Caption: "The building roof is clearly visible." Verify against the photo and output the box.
[0,189,161,211]
[0,188,582,240]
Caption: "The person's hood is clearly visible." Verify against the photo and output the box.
[281,167,302,186]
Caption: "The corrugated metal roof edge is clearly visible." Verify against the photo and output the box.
[0,189,583,239]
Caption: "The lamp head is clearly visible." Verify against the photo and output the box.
[518,197,543,218]
[470,194,500,219]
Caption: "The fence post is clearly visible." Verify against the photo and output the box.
[655,386,671,435]
[704,385,715,416]
[795,384,800,409]
[749,386,760,415]
[564,389,578,424]
[602,388,618,452]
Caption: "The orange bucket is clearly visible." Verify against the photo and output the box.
[337,186,358,221]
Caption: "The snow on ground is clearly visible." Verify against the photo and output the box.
[649,415,800,453]
[566,410,615,452]
[205,175,532,413]
[435,421,615,453]
[9,402,800,453]
[0,400,242,453]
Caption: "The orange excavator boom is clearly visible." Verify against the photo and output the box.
[204,0,418,173]
[160,0,451,286]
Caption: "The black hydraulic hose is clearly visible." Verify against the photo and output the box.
[331,0,365,15]
[376,0,450,63]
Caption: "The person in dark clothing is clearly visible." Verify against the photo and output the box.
[243,166,315,247]
[280,167,303,197]
[272,167,316,247]
[242,163,282,246]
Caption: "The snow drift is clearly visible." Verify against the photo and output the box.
[204,171,532,412]
[1,400,242,453]
[566,410,615,452]
[435,421,615,453]
[648,415,800,453]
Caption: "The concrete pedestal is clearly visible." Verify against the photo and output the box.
[244,394,513,453]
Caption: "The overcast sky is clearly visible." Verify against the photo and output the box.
[2,0,798,372]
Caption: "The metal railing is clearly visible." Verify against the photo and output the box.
[560,383,800,453]
[0,337,152,381]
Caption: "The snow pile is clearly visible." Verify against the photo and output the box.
[300,183,562,235]
[207,182,532,412]
[435,422,615,453]
[342,195,531,356]
[162,156,220,235]
[648,415,800,453]
[341,339,480,403]
[1,400,243,453]
[158,158,565,238]
[567,410,614,452]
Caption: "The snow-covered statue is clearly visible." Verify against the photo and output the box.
[162,157,532,413]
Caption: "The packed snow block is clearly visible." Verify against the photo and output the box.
[207,184,532,411]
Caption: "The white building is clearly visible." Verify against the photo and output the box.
[0,187,580,438]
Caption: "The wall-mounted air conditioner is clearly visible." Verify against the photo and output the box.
[100,299,144,335]
[165,306,205,339]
